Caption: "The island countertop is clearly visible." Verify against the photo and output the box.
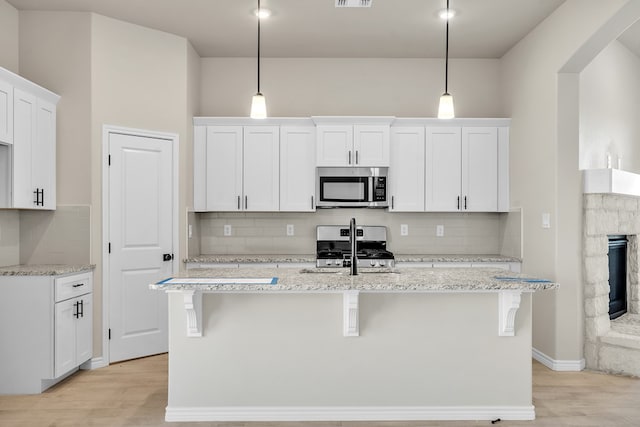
[151,267,555,293]
[183,254,522,264]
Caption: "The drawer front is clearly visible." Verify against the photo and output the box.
[55,272,93,302]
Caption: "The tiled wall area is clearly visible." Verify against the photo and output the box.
[0,210,19,266]
[19,205,91,265]
[193,209,519,256]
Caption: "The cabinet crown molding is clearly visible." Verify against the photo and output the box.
[312,116,395,126]
[0,67,60,105]
[193,117,314,126]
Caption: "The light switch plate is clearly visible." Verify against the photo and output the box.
[400,224,409,236]
[224,224,232,236]
[188,224,193,239]
[542,213,551,229]
[436,225,444,237]
[286,224,295,236]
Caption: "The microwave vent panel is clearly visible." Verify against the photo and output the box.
[336,0,372,8]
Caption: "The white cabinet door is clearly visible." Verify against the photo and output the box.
[54,297,77,378]
[354,125,390,166]
[389,127,425,212]
[462,127,498,212]
[316,125,353,166]
[426,127,461,211]
[205,126,243,211]
[12,88,36,209]
[75,294,92,366]
[243,126,279,211]
[0,80,12,144]
[280,126,316,211]
[34,99,56,209]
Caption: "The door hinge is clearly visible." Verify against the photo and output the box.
[108,242,111,254]
[108,154,111,166]
[108,328,111,340]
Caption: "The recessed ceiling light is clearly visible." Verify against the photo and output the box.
[254,8,271,19]
[438,8,456,20]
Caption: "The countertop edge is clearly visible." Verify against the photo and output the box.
[0,264,96,276]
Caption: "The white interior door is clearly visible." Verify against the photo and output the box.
[108,130,174,363]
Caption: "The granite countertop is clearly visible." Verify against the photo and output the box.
[151,267,555,293]
[0,264,95,276]
[184,254,521,264]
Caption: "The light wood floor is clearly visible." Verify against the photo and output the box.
[1,354,639,426]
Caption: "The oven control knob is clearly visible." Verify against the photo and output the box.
[370,260,375,267]
[379,260,385,267]
[335,260,341,266]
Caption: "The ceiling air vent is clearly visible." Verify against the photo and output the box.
[336,0,372,8]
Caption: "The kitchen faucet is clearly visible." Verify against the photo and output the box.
[350,217,358,276]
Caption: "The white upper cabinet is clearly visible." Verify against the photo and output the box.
[314,117,393,167]
[462,127,498,212]
[243,126,280,211]
[0,80,12,144]
[316,125,353,166]
[426,127,462,212]
[280,126,316,212]
[389,127,425,212]
[425,124,509,212]
[0,67,59,210]
[193,122,280,212]
[203,126,243,212]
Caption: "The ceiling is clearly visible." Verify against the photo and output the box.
[7,0,571,58]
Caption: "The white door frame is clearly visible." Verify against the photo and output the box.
[101,124,179,366]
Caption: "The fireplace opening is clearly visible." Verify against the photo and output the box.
[608,235,628,320]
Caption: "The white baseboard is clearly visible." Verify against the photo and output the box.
[532,348,585,371]
[165,405,536,422]
[80,356,108,370]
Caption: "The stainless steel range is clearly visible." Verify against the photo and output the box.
[316,225,395,268]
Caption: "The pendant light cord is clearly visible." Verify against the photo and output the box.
[444,0,449,94]
[257,0,261,94]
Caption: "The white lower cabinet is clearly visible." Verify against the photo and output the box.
[0,270,93,394]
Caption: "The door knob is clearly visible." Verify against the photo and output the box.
[163,253,173,261]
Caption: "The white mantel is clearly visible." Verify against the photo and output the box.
[583,168,640,197]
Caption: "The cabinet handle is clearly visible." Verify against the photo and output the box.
[457,196,460,210]
[79,300,84,318]
[41,188,44,206]
[311,195,314,210]
[391,196,394,210]
[72,283,85,288]
[356,150,359,165]
[464,196,467,210]
[237,196,240,210]
[348,151,352,164]
[73,301,79,319]
[245,195,248,210]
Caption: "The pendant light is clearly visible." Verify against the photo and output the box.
[250,0,267,119]
[437,0,454,119]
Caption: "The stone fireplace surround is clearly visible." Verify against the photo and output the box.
[584,193,640,376]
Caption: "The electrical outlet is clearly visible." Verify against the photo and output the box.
[400,224,409,236]
[436,225,444,237]
[223,224,232,236]
[286,224,295,236]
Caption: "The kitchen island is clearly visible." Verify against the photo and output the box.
[151,267,555,422]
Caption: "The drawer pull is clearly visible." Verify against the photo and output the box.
[72,283,85,288]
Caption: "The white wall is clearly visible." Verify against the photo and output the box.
[580,40,640,172]
[200,58,504,117]
[0,0,19,73]
[501,0,636,361]
[90,13,193,358]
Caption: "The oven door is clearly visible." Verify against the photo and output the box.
[317,176,370,207]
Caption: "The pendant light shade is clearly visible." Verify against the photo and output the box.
[251,93,267,119]
[438,93,454,119]
[250,0,267,119]
[437,0,454,119]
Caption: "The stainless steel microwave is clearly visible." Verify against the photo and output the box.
[316,167,388,208]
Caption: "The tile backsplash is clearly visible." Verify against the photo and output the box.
[0,210,20,267]
[193,209,518,256]
[19,205,91,265]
